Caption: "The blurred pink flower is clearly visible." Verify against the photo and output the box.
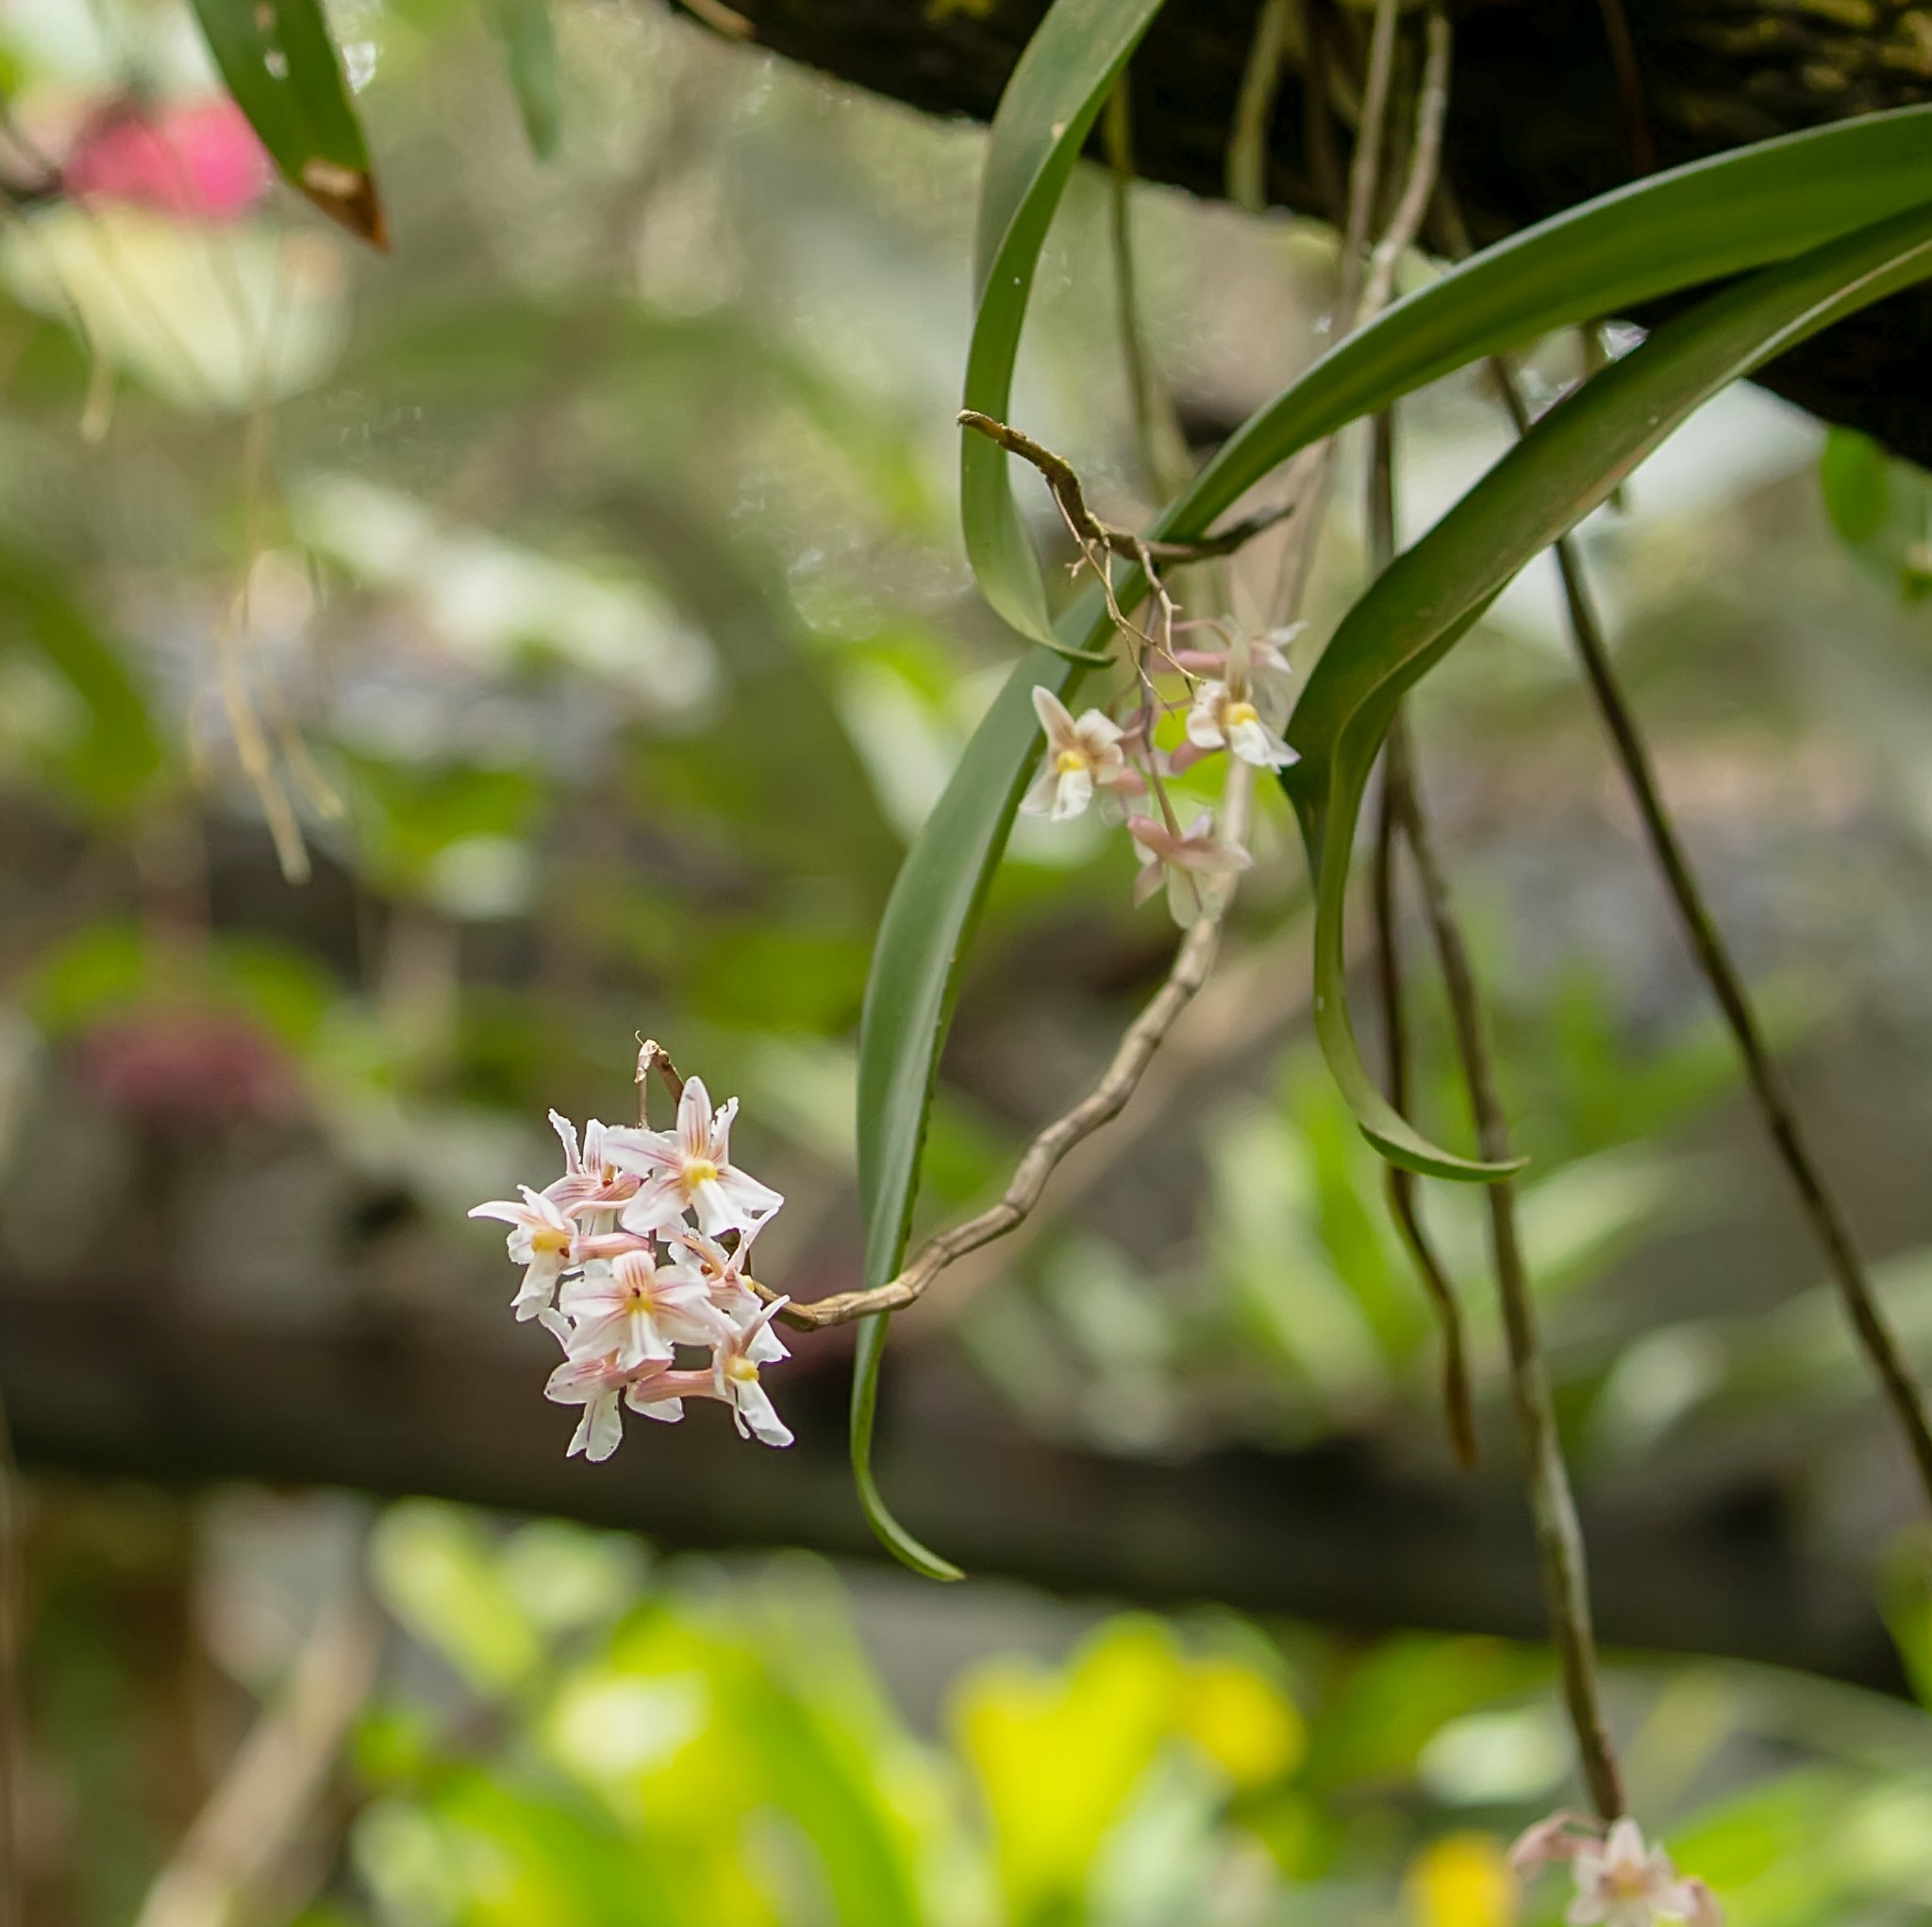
[78,1009,296,1122]
[65,98,271,223]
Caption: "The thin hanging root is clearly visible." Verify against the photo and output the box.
[1272,1,1450,623]
[1368,409,1476,1466]
[1388,720,1626,1823]
[216,611,309,886]
[1480,349,1932,1515]
[1374,739,1478,1468]
[1442,148,1932,1504]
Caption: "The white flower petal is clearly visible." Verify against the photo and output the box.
[730,1377,793,1448]
[547,1108,582,1172]
[575,1391,625,1462]
[677,1077,715,1160]
[1050,763,1093,821]
[628,1393,685,1423]
[1020,765,1062,817]
[716,1166,783,1221]
[619,1308,674,1370]
[618,1173,691,1235]
[1185,690,1227,750]
[1031,684,1076,746]
[1073,707,1123,749]
[469,1197,534,1227]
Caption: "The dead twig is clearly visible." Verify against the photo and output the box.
[1357,6,1452,325]
[957,410,1296,569]
[131,1578,383,1927]
[633,1036,687,1126]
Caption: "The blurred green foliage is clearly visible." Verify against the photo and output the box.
[8,4,1932,1925]
[297,1503,1932,1927]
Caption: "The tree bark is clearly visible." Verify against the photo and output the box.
[710,0,1932,466]
[0,1275,1907,1693]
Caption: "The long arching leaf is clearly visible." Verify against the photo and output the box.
[190,0,386,244]
[1282,201,1932,1178]
[851,645,1081,1577]
[1164,102,1932,547]
[852,0,1168,1578]
[958,0,1167,646]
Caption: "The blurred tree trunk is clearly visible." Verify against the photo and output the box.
[714,0,1932,466]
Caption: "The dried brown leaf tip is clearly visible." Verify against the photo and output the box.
[299,156,388,248]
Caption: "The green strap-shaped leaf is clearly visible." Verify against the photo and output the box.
[1162,102,1932,548]
[851,645,1081,1578]
[190,0,386,245]
[1281,200,1932,1179]
[486,0,562,162]
[958,0,1168,645]
[852,0,1165,1577]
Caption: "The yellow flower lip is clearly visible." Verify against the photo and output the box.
[686,1158,720,1185]
[1225,699,1259,728]
[1055,747,1090,773]
[725,1354,759,1384]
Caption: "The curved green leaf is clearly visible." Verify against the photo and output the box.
[852,645,1078,1577]
[959,0,1167,644]
[190,0,386,244]
[486,0,562,162]
[1281,201,1932,1179]
[854,0,1164,1577]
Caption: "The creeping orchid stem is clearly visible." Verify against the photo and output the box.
[766,910,1227,1331]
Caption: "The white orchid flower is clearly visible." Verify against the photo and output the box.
[557,1249,724,1370]
[1567,1819,1719,1927]
[1511,1815,1722,1927]
[1184,676,1297,771]
[541,1344,634,1462]
[468,1184,576,1320]
[1127,810,1253,926]
[673,1227,791,1363]
[542,1111,642,1218]
[1247,623,1302,725]
[711,1298,795,1447]
[1021,686,1130,822]
[608,1076,785,1238]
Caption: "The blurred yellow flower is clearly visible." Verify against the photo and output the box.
[1180,1656,1306,1788]
[1405,1833,1519,1927]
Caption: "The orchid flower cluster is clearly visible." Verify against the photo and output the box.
[1021,622,1301,922]
[1511,1814,1724,1927]
[470,1073,795,1463]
